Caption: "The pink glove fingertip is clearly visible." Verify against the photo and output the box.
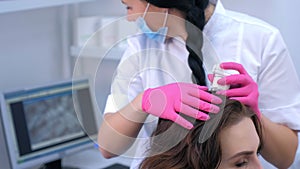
[197,113,210,121]
[207,74,214,83]
[197,85,208,91]
[176,118,194,130]
[220,62,236,69]
[186,123,194,130]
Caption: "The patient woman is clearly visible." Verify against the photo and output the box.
[139,99,263,169]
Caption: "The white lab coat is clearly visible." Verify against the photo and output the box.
[104,1,300,168]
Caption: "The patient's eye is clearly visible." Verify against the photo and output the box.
[235,159,248,168]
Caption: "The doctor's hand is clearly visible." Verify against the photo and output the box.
[142,82,222,129]
[208,62,261,118]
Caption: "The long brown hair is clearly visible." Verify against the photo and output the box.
[139,99,263,169]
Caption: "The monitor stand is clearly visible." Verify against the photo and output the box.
[42,159,79,169]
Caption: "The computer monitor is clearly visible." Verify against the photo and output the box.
[0,78,99,169]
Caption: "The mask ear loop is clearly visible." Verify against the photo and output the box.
[143,3,150,18]
[162,9,168,27]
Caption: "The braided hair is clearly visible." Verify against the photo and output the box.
[145,0,209,86]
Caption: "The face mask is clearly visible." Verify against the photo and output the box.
[136,3,168,43]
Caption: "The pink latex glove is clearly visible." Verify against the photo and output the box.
[142,82,223,129]
[208,62,261,118]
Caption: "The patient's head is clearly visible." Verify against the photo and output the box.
[140,99,263,169]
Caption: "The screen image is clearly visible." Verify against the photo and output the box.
[23,92,85,150]
[0,79,99,169]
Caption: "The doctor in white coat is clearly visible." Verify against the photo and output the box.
[98,0,300,168]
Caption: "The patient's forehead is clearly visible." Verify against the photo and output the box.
[219,117,260,159]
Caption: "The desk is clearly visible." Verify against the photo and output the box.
[63,148,132,169]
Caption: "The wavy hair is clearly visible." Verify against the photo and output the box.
[139,99,263,169]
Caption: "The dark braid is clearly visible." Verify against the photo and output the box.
[185,0,209,86]
[145,0,209,86]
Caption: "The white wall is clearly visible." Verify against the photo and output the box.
[0,0,125,92]
[222,0,300,78]
[0,7,65,91]
[79,0,125,17]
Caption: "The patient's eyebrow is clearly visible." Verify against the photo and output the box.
[228,151,254,160]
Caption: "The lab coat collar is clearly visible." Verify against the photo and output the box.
[203,0,226,38]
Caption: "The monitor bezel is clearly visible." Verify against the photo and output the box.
[0,78,98,169]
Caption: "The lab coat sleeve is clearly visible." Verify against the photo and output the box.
[258,29,300,130]
[104,37,144,114]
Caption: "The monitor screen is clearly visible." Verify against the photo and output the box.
[0,78,99,169]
